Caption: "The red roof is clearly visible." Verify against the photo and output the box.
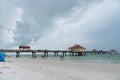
[70,44,86,49]
[19,45,30,48]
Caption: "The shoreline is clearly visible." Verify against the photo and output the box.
[6,57,120,65]
[0,57,120,80]
[5,53,120,64]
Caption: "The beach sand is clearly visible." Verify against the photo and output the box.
[0,58,120,80]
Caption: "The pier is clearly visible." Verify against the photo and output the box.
[0,49,110,58]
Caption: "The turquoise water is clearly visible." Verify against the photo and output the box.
[65,54,120,63]
[6,53,120,64]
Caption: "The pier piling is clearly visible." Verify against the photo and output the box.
[32,52,36,58]
[16,52,20,58]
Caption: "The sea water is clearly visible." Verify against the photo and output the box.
[6,52,120,64]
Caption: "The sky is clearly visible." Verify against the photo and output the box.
[0,0,120,51]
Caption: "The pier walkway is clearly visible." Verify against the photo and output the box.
[0,49,110,58]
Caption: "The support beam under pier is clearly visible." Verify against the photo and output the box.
[62,52,66,57]
[32,52,36,58]
[72,52,75,56]
[78,52,83,56]
[54,52,58,56]
[16,52,20,58]
[44,51,48,57]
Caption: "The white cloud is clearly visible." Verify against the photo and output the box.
[31,0,120,50]
[13,0,78,46]
[0,0,23,48]
[0,0,120,51]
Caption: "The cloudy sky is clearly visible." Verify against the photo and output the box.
[0,0,120,51]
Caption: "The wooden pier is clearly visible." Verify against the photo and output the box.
[0,49,111,58]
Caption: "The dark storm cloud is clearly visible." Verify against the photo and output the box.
[13,0,79,45]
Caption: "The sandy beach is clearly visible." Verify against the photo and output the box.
[0,58,120,80]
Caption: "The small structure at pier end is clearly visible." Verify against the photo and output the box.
[110,49,117,54]
[19,45,31,50]
[68,44,86,52]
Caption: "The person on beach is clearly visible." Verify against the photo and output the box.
[42,54,44,59]
[42,54,46,60]
[60,56,64,61]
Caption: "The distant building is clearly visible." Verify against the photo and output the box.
[99,50,103,52]
[93,49,97,52]
[110,49,117,53]
[68,44,86,52]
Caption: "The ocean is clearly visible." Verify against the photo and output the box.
[6,52,120,64]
